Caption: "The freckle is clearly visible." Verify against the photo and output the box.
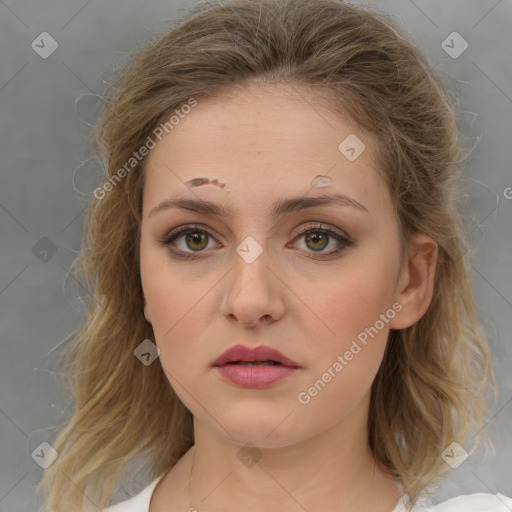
[311,175,331,187]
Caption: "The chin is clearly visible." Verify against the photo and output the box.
[213,407,303,447]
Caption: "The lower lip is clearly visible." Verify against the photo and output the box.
[215,363,298,388]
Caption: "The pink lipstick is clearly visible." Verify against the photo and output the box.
[213,344,300,388]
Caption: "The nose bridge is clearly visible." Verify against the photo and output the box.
[222,233,285,326]
[232,233,271,294]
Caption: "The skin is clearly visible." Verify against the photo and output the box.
[139,82,438,512]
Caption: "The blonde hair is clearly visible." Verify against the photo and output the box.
[38,0,496,510]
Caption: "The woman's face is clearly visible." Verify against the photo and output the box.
[140,83,412,447]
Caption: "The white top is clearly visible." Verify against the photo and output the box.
[102,474,512,512]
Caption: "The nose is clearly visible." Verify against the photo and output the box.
[220,242,285,328]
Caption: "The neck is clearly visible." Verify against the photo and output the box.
[186,416,401,512]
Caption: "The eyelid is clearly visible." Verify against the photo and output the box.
[159,222,353,257]
[294,222,352,244]
[160,223,220,245]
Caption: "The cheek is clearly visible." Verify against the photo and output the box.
[144,280,208,393]
[298,257,398,399]
[140,245,206,366]
[143,275,208,355]
[140,232,208,327]
[297,286,391,422]
[312,259,397,343]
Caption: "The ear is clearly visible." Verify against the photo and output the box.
[389,232,438,330]
[142,290,152,324]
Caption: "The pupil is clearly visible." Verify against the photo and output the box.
[186,232,207,251]
[306,232,328,251]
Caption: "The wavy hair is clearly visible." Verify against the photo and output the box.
[38,0,496,510]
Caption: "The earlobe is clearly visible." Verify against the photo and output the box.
[389,233,438,330]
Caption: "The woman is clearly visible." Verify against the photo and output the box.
[39,0,511,511]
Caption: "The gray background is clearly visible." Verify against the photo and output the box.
[0,0,511,510]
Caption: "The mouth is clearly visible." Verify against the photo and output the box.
[212,344,301,368]
[212,345,301,388]
[222,360,285,366]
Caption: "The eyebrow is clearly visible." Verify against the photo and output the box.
[148,193,368,218]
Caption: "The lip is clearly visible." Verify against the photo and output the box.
[215,364,298,388]
[213,344,300,368]
[213,344,301,389]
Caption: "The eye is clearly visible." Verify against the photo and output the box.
[290,223,353,259]
[159,224,219,258]
[159,222,352,259]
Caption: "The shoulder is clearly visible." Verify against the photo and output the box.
[427,492,512,512]
[101,475,165,512]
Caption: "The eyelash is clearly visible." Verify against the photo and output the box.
[159,223,353,260]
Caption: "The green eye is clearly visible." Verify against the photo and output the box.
[160,223,352,260]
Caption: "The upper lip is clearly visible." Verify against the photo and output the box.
[213,344,300,368]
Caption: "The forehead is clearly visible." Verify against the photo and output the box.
[142,83,389,217]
